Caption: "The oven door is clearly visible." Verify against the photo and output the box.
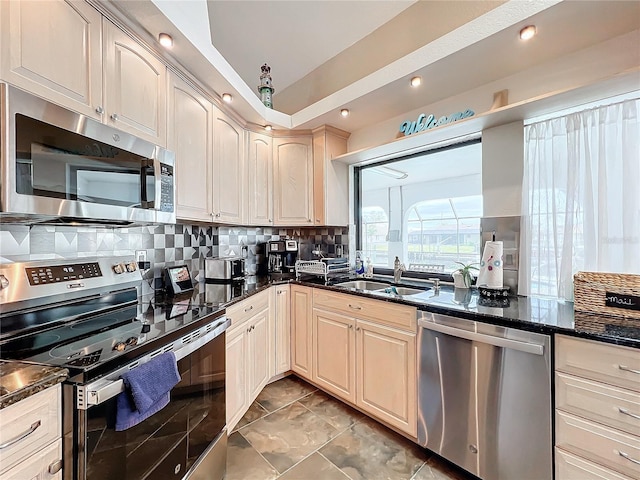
[66,326,227,480]
[1,83,175,224]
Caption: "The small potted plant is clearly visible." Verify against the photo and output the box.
[452,262,478,289]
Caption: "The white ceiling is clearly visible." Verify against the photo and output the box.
[207,1,416,95]
[111,0,640,133]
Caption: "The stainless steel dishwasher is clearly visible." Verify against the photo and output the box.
[417,311,552,480]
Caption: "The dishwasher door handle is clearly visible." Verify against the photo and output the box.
[418,320,544,355]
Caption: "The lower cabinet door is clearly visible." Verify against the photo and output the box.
[290,286,313,379]
[356,319,417,436]
[2,438,62,480]
[225,326,248,431]
[248,309,271,400]
[312,308,356,403]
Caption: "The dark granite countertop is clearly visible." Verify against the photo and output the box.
[144,274,639,349]
[0,361,68,409]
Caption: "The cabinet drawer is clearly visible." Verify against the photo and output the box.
[556,411,640,479]
[2,438,62,480]
[556,335,640,392]
[556,372,640,435]
[313,289,416,331]
[556,447,633,480]
[0,386,61,475]
[227,290,269,331]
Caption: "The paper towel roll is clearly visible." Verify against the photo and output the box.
[477,241,503,288]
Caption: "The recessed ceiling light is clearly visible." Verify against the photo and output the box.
[158,33,173,48]
[410,76,422,87]
[519,25,536,41]
[264,125,272,131]
[222,93,233,103]
[340,109,350,117]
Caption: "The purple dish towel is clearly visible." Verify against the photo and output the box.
[115,351,181,431]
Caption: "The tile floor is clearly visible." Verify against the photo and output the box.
[226,375,477,480]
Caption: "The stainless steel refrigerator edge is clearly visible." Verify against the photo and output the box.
[417,312,552,480]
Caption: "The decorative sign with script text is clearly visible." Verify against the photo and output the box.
[605,292,640,312]
[399,109,475,136]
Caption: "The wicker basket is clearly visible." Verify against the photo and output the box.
[573,271,640,335]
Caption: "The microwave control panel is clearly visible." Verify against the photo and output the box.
[159,164,174,212]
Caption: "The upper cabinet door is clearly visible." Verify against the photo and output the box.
[213,108,245,224]
[168,74,213,223]
[273,136,314,226]
[0,0,102,119]
[247,131,273,226]
[103,19,167,146]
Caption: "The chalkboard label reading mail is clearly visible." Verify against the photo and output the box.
[605,292,640,312]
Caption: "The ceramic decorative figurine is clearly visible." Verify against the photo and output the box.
[258,63,275,109]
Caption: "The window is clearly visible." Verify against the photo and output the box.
[520,98,640,300]
[357,140,483,276]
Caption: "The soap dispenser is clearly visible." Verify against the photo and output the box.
[365,257,373,278]
[355,251,365,277]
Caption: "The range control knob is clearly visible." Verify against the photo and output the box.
[125,337,138,346]
[0,275,9,291]
[113,342,126,352]
[125,261,138,273]
[113,263,126,274]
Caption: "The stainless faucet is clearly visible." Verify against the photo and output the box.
[429,277,440,294]
[393,260,405,283]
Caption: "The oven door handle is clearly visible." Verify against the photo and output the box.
[78,317,230,409]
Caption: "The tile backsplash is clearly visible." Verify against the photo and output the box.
[0,223,349,294]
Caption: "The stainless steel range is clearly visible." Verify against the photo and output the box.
[0,257,229,480]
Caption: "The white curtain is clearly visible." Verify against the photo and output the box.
[519,98,640,300]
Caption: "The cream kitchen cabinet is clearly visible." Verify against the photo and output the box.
[312,289,418,436]
[212,108,245,224]
[0,385,62,479]
[312,307,357,403]
[290,285,313,378]
[555,334,640,480]
[168,73,213,223]
[312,126,350,226]
[103,19,167,146]
[247,131,274,226]
[0,0,103,120]
[271,284,291,377]
[273,135,314,226]
[225,291,270,431]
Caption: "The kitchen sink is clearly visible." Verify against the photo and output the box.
[333,280,390,291]
[375,286,426,296]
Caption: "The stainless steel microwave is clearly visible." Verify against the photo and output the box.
[0,83,175,225]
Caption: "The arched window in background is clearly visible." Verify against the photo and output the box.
[361,206,388,266]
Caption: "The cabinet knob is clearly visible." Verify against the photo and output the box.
[308,219,312,222]
[110,113,119,121]
[316,219,320,222]
[48,460,63,475]
[268,219,273,223]
[95,106,104,114]
[348,324,353,329]
[356,326,361,331]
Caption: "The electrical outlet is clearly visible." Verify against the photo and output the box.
[136,250,147,263]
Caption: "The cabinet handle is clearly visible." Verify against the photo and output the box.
[0,420,41,449]
[619,364,640,375]
[618,407,640,421]
[244,305,253,313]
[348,324,353,329]
[277,291,285,295]
[356,326,361,332]
[619,451,640,466]
[269,219,273,223]
[110,113,118,121]
[48,459,63,475]
[95,106,104,114]
[348,304,362,310]
[308,219,312,222]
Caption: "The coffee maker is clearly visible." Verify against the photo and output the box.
[267,239,298,276]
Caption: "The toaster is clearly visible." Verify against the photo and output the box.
[205,257,245,282]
